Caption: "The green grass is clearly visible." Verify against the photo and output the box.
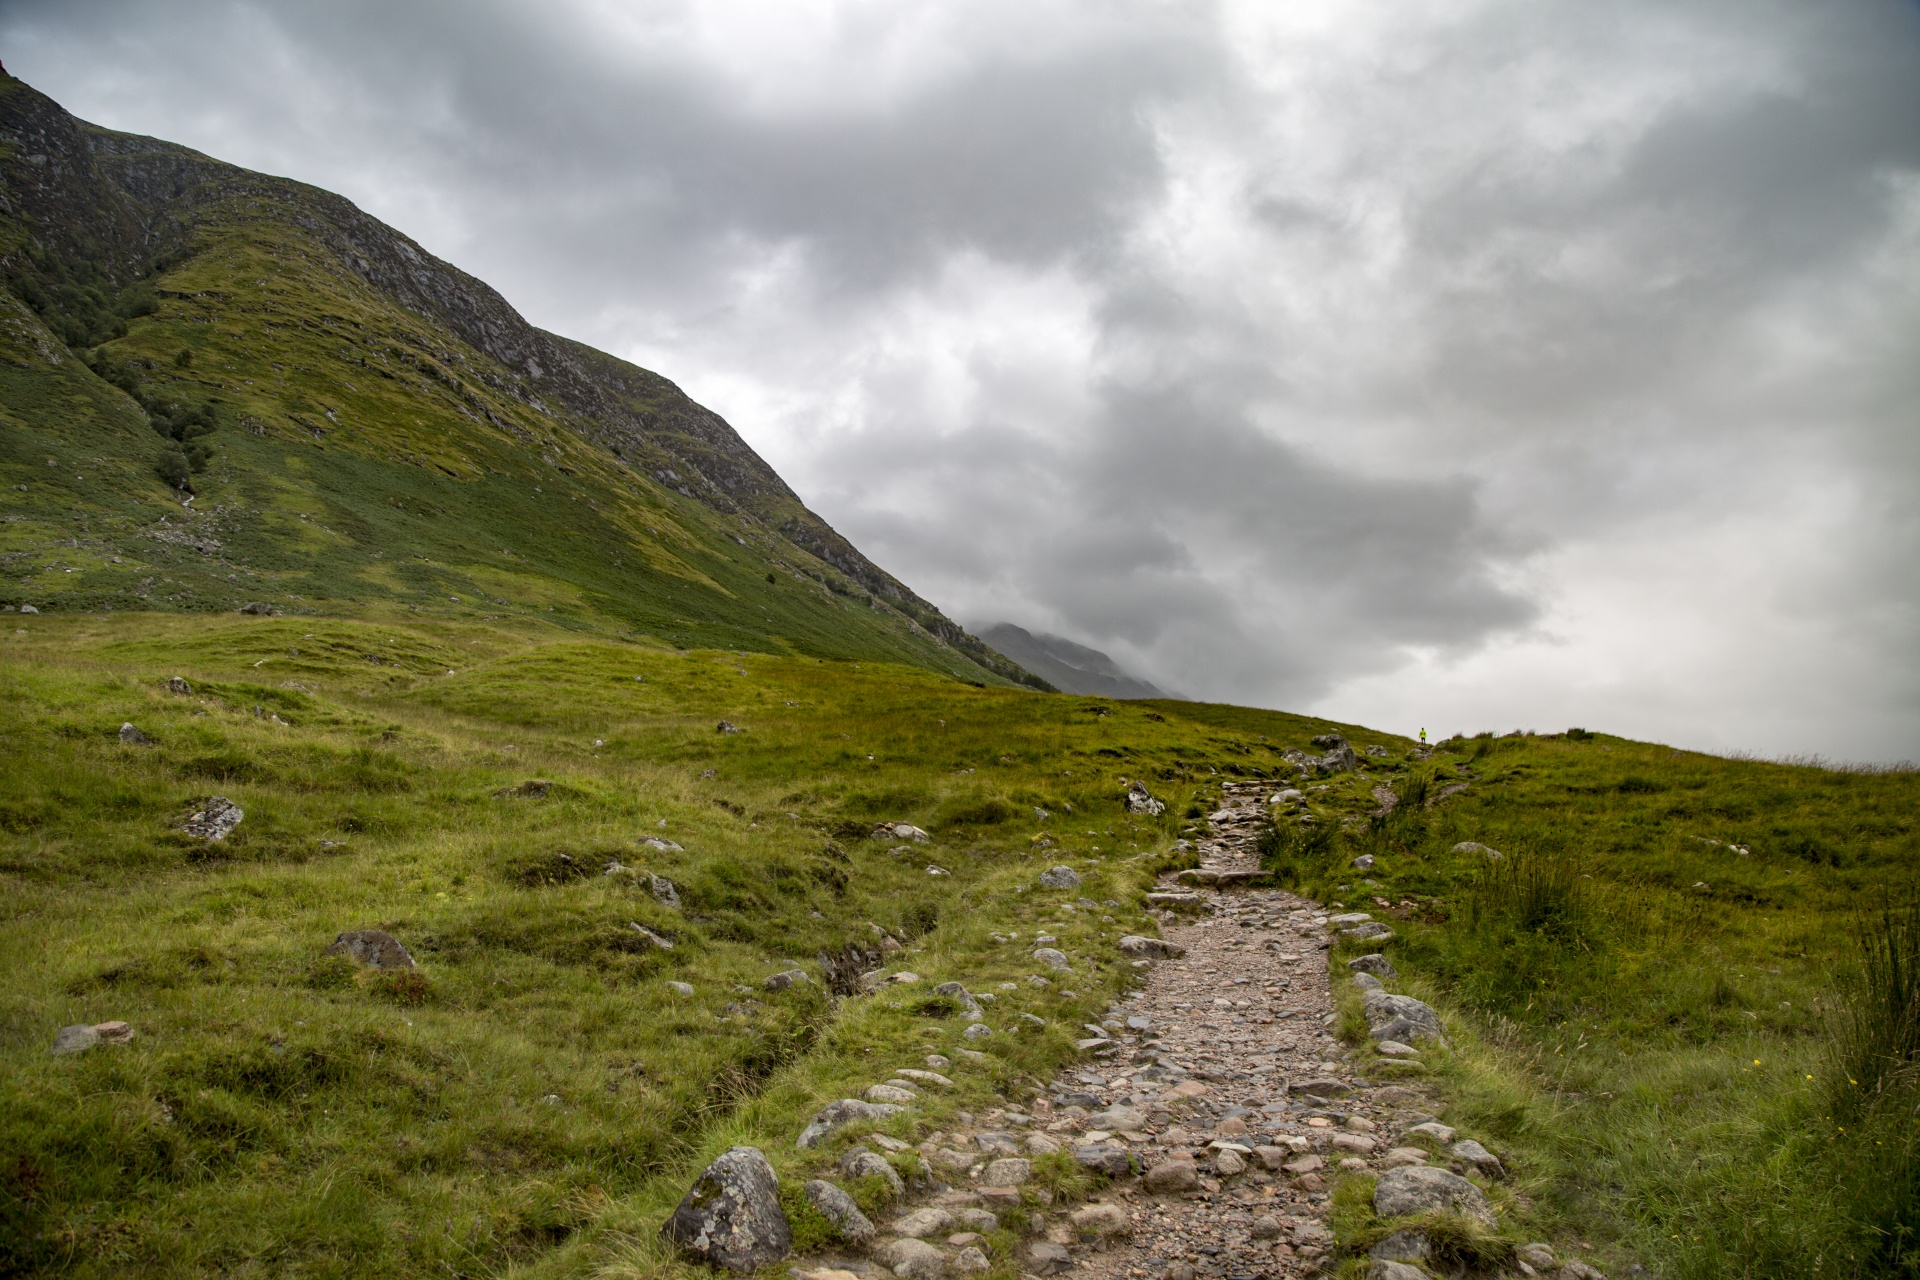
[1268,730,1919,1279]
[0,611,1368,1278]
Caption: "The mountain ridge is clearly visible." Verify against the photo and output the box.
[977,621,1174,699]
[0,67,1047,688]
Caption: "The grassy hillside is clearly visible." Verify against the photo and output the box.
[0,69,1038,688]
[0,611,1384,1279]
[1265,732,1920,1279]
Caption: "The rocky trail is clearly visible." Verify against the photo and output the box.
[678,777,1598,1280]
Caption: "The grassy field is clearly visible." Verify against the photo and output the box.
[0,610,1393,1279]
[1264,732,1920,1279]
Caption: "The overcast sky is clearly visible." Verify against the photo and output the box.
[8,0,1918,761]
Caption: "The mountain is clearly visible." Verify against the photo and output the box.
[0,67,1047,689]
[976,621,1174,699]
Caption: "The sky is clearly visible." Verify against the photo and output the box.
[6,0,1918,761]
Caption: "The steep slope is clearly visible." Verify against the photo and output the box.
[978,621,1174,699]
[0,67,1045,687]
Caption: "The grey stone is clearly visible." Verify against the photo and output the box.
[717,720,742,734]
[1451,1139,1505,1178]
[1289,1078,1352,1098]
[933,981,981,1014]
[1351,854,1376,871]
[325,929,415,970]
[764,969,809,991]
[974,1132,1022,1154]
[874,1237,946,1280]
[1070,1203,1129,1236]
[1144,1158,1198,1193]
[980,1157,1030,1187]
[1117,935,1185,960]
[1027,1241,1073,1275]
[1032,948,1072,971]
[1452,841,1503,859]
[661,1145,791,1272]
[1406,1121,1456,1144]
[1074,1143,1134,1176]
[51,1024,100,1055]
[182,796,243,841]
[1376,1040,1420,1057]
[1559,1263,1607,1280]
[640,836,684,852]
[797,1099,907,1149]
[629,922,675,950]
[1354,973,1385,993]
[1125,782,1166,816]
[648,874,682,908]
[803,1179,875,1243]
[1039,865,1082,889]
[893,1069,953,1088]
[953,1207,1000,1232]
[866,1084,918,1105]
[118,722,149,745]
[890,1207,955,1238]
[952,1246,990,1274]
[1369,1230,1430,1262]
[1088,1106,1147,1132]
[237,602,275,615]
[963,1023,993,1040]
[1343,921,1396,941]
[1516,1243,1556,1269]
[1348,954,1398,979]
[167,676,192,695]
[1250,1213,1285,1240]
[1368,1262,1428,1280]
[1365,992,1446,1044]
[840,1149,906,1197]
[1372,1165,1496,1227]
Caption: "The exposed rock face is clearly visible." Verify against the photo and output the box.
[661,1146,792,1272]
[325,929,416,970]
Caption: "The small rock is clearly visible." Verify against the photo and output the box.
[1369,1262,1429,1280]
[668,981,695,996]
[51,1024,101,1055]
[866,1084,918,1105]
[1559,1263,1607,1280]
[640,836,684,852]
[118,722,149,745]
[1366,992,1446,1044]
[1214,1148,1247,1176]
[1039,865,1082,889]
[933,981,981,1014]
[1379,1148,1429,1169]
[1328,912,1373,927]
[1376,1040,1419,1057]
[661,1146,791,1272]
[1027,1241,1074,1275]
[1117,935,1185,960]
[1369,1229,1430,1262]
[182,796,244,841]
[1289,1078,1351,1099]
[717,720,742,734]
[1452,841,1503,859]
[1124,782,1166,815]
[881,823,931,843]
[648,874,682,908]
[797,1099,907,1149]
[1032,948,1072,971]
[1074,1144,1133,1176]
[167,676,192,694]
[1372,1165,1495,1227]
[1354,973,1385,993]
[1026,1133,1061,1155]
[1248,1212,1285,1240]
[1405,1121,1457,1145]
[874,1237,946,1280]
[1089,1106,1146,1131]
[1071,1203,1130,1236]
[1282,1154,1324,1175]
[981,1157,1030,1187]
[841,1149,906,1196]
[804,1180,875,1243]
[952,1246,990,1274]
[1517,1243,1557,1269]
[630,922,675,950]
[1343,921,1396,941]
[1332,1133,1377,1155]
[1352,854,1376,871]
[925,1054,950,1069]
[764,970,809,991]
[963,1023,992,1040]
[324,929,415,970]
[1144,1157,1199,1193]
[890,972,923,984]
[891,1207,955,1239]
[1349,953,1399,978]
[92,1021,135,1044]
[1451,1138,1505,1178]
[952,1208,999,1232]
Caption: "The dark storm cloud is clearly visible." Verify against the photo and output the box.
[5,0,1918,757]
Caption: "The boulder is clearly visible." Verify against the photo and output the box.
[1372,1165,1495,1227]
[118,722,149,745]
[661,1146,792,1272]
[1038,865,1082,889]
[874,1237,946,1280]
[325,929,416,970]
[167,676,192,695]
[803,1180,875,1243]
[893,1069,953,1088]
[1026,1241,1073,1275]
[890,1207,955,1238]
[648,874,682,907]
[1517,1243,1557,1269]
[1370,1231,1430,1262]
[1365,992,1445,1044]
[1073,1143,1133,1176]
[1406,1121,1457,1144]
[1354,973,1384,993]
[1125,782,1166,816]
[1376,1040,1420,1058]
[952,1246,990,1274]
[865,1084,918,1105]
[1031,948,1072,971]
[1117,936,1184,960]
[962,1023,993,1040]
[1348,953,1398,978]
[182,796,243,841]
[797,1099,907,1149]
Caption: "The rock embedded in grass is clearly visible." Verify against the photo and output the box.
[1365,992,1445,1044]
[763,969,808,991]
[1369,1261,1429,1280]
[932,981,981,1014]
[1027,1241,1074,1275]
[1038,865,1082,889]
[182,795,243,841]
[797,1099,908,1149]
[324,928,416,970]
[839,1148,905,1195]
[873,1237,945,1280]
[51,1024,101,1055]
[1125,782,1166,815]
[166,676,191,694]
[661,1145,791,1272]
[1452,841,1503,859]
[1450,1139,1505,1178]
[1031,948,1072,970]
[865,1084,918,1105]
[118,722,149,744]
[1372,1165,1495,1227]
[1348,953,1398,978]
[803,1179,875,1243]
[891,1207,955,1238]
